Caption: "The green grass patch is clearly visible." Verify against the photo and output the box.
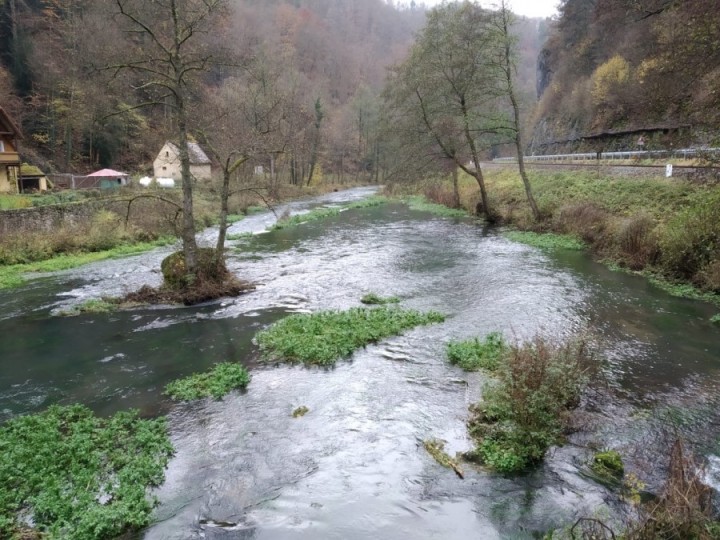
[0,404,173,539]
[164,363,251,401]
[256,307,446,366]
[0,237,175,290]
[712,314,720,325]
[446,332,507,372]
[504,231,586,250]
[467,336,591,473]
[403,195,468,218]
[226,213,245,224]
[59,298,119,316]
[271,207,341,230]
[360,293,401,305]
[246,205,266,215]
[227,231,254,241]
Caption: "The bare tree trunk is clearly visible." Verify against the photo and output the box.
[500,0,540,221]
[452,167,460,208]
[461,97,491,217]
[175,96,198,274]
[215,166,230,263]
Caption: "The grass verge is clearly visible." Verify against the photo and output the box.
[403,195,469,218]
[446,332,508,372]
[466,335,591,473]
[0,237,175,290]
[164,363,251,400]
[504,231,586,251]
[0,405,173,539]
[256,307,446,366]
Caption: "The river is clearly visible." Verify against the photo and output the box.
[1,186,719,539]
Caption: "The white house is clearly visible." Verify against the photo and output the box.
[153,141,212,181]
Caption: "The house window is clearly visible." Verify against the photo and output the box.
[0,141,5,152]
[166,151,169,157]
[162,166,167,170]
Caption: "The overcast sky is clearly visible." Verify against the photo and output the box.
[418,0,559,19]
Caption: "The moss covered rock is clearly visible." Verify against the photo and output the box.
[161,248,227,289]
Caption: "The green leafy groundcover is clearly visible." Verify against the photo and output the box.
[446,332,507,372]
[256,307,446,366]
[0,405,173,539]
[164,363,251,401]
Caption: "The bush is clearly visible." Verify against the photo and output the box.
[446,332,508,371]
[467,335,592,472]
[0,405,172,539]
[614,214,659,270]
[164,363,251,400]
[256,307,446,366]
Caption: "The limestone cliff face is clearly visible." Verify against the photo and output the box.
[529,0,720,153]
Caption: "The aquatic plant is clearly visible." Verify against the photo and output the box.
[467,335,591,473]
[360,293,401,305]
[446,332,507,371]
[0,405,173,539]
[345,196,389,209]
[504,231,586,250]
[423,439,464,478]
[164,363,251,400]
[591,450,624,481]
[59,298,119,316]
[256,307,446,366]
[292,406,310,418]
[270,207,341,230]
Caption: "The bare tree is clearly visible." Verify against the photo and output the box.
[493,0,540,220]
[109,0,228,277]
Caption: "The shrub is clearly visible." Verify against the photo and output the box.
[164,363,251,400]
[0,405,173,539]
[256,307,446,366]
[446,332,508,371]
[614,214,659,270]
[467,335,592,472]
[660,191,720,283]
[554,202,609,245]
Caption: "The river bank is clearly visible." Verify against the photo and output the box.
[0,182,362,291]
[385,168,720,309]
[1,188,719,538]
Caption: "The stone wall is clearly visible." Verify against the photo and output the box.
[0,198,149,236]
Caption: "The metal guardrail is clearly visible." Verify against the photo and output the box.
[494,148,720,163]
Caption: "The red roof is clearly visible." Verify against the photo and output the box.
[87,168,128,177]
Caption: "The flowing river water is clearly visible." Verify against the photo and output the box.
[1,186,720,539]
